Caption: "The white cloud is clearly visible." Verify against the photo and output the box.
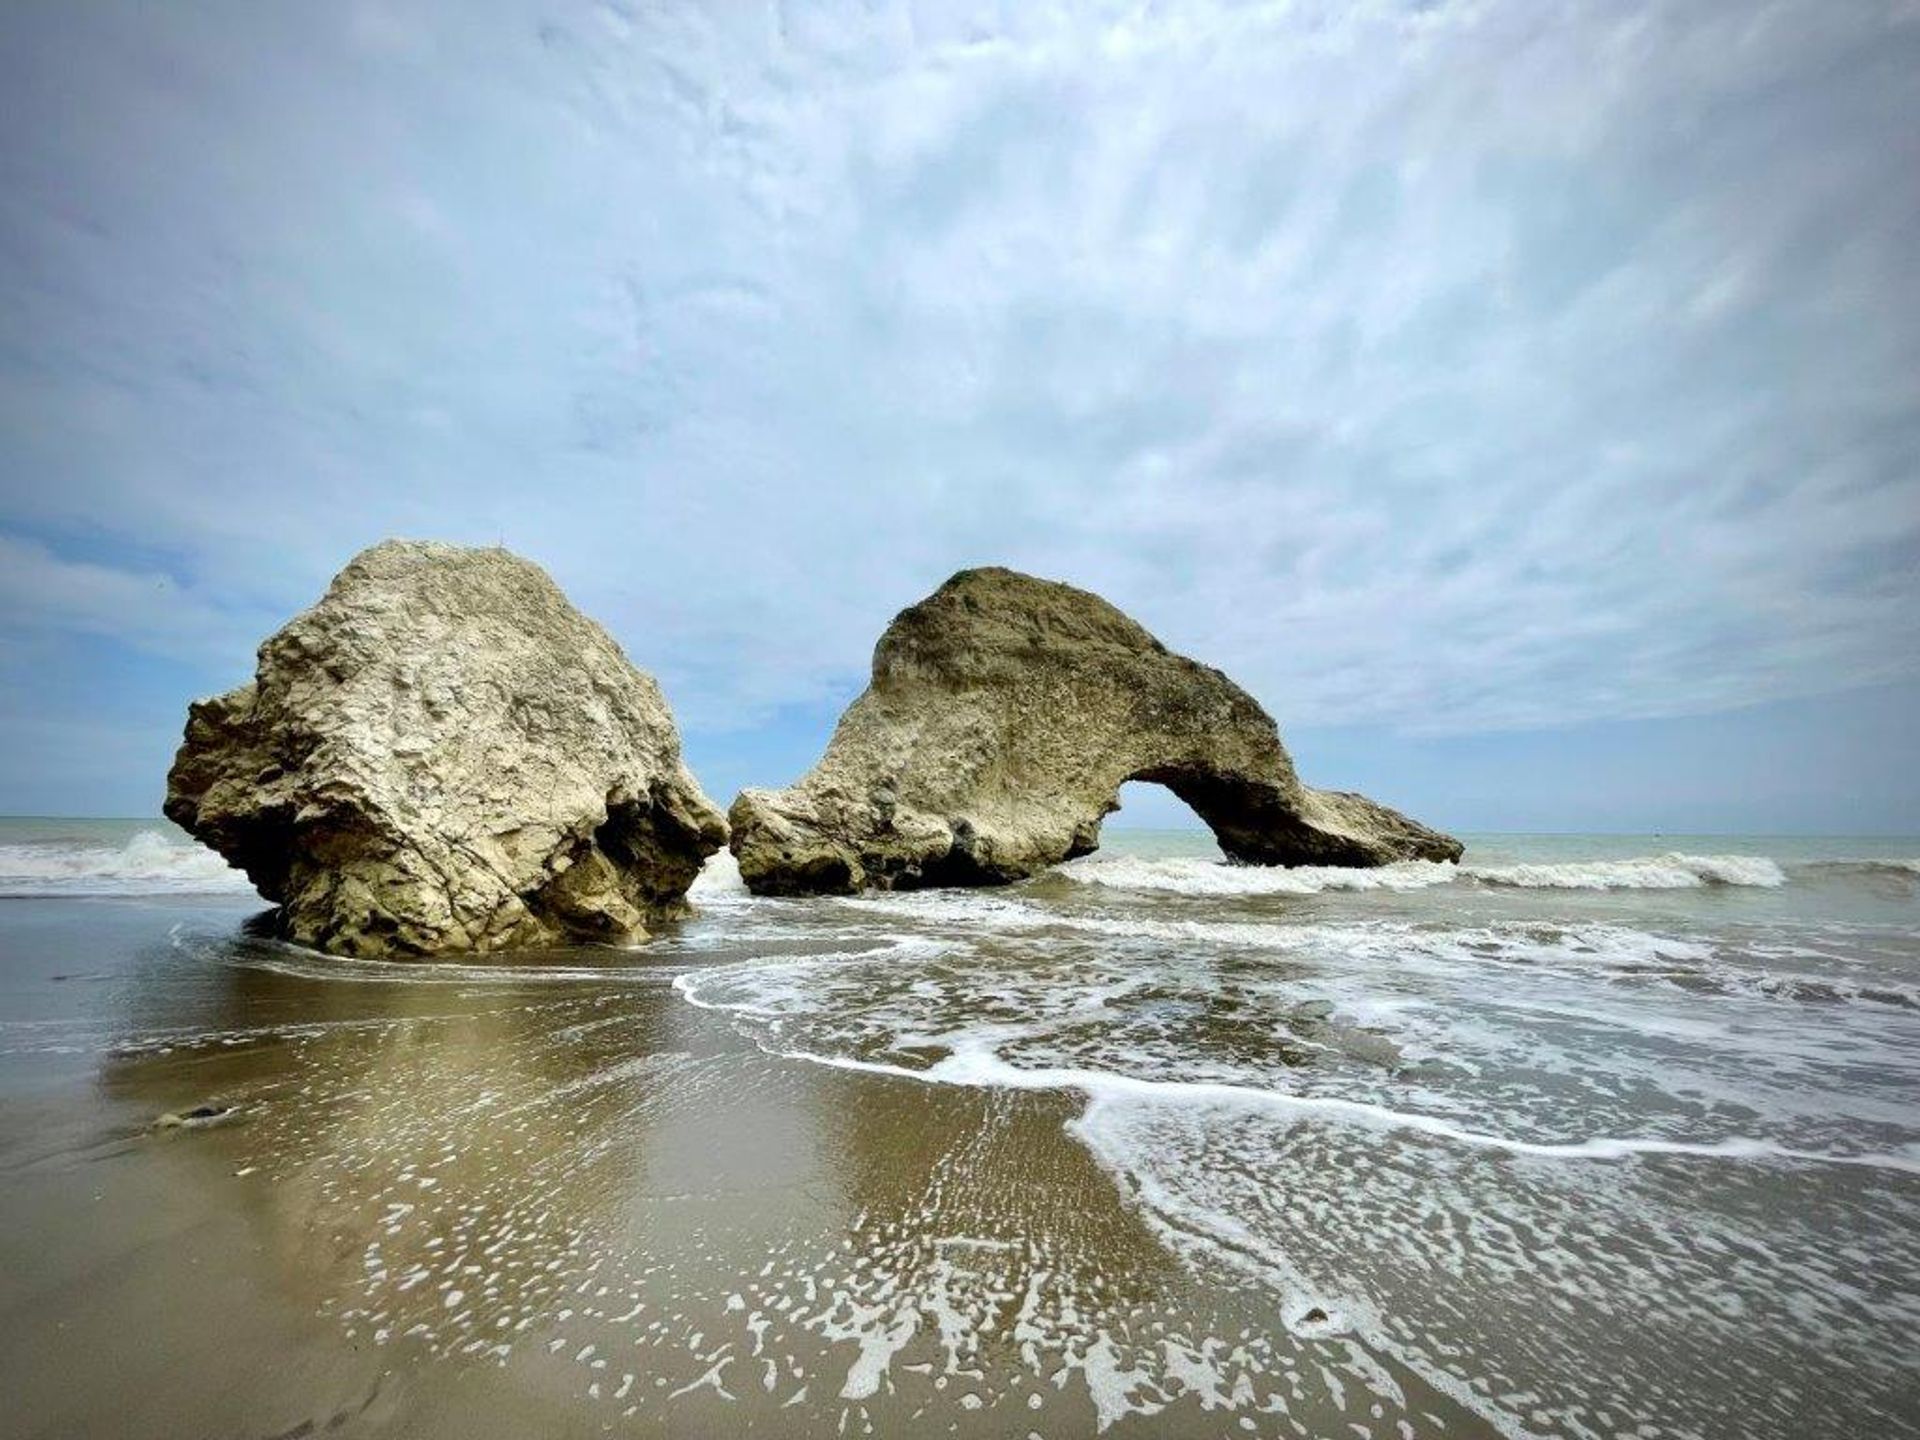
[0,0,1915,736]
[0,535,261,663]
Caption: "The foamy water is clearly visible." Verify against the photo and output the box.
[0,821,252,896]
[3,818,1907,902]
[4,823,1917,1438]
[1055,848,1856,894]
[666,830,1920,1437]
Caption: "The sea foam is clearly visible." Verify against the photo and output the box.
[687,849,751,904]
[1055,853,1459,895]
[1467,852,1788,889]
[1057,850,1794,895]
[685,1018,1920,1177]
[0,829,253,896]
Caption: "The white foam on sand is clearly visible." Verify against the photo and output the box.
[135,820,1911,1440]
[673,960,1920,1176]
[806,1041,1920,1175]
[0,829,254,896]
[672,931,1920,1436]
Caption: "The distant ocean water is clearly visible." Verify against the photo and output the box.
[0,817,254,896]
[3,818,1917,1437]
[6,817,1914,901]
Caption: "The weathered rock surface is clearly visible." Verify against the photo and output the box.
[729,568,1461,895]
[165,541,726,957]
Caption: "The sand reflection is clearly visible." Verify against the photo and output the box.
[92,926,1473,1436]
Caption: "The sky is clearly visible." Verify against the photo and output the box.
[0,0,1916,832]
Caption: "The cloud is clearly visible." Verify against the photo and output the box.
[0,534,260,663]
[0,0,1915,746]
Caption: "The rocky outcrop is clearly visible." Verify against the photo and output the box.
[165,541,726,958]
[729,568,1461,895]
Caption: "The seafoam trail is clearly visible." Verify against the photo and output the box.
[673,975,1920,1176]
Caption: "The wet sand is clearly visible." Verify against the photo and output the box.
[0,896,1483,1439]
[5,840,1919,1439]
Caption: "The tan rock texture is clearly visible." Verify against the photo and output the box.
[165,541,726,957]
[730,567,1462,895]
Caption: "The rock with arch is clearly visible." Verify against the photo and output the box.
[728,567,1463,895]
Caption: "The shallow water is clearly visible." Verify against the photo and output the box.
[1,823,1916,1438]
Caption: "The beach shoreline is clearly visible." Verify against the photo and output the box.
[2,831,1917,1438]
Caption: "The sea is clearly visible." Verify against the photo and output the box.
[1,817,1916,1439]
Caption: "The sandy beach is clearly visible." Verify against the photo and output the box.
[3,827,1917,1438]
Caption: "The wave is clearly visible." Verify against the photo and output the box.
[1057,850,1832,895]
[0,831,754,906]
[1055,854,1460,896]
[1798,857,1920,879]
[1468,853,1788,889]
[817,894,1920,1023]
[0,830,254,897]
[687,849,751,904]
[672,970,1920,1176]
[0,831,755,906]
[11,829,1908,906]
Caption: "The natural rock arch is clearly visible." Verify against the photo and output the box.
[729,567,1461,895]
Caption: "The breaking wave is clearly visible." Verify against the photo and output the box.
[0,831,753,906]
[1054,854,1461,895]
[0,830,254,897]
[1468,852,1788,889]
[11,828,1909,906]
[1050,850,1908,895]
[687,849,751,904]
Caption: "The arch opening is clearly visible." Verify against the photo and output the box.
[1103,778,1227,860]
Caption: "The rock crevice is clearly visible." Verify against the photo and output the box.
[729,567,1461,895]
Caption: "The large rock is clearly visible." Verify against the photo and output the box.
[165,541,726,957]
[729,567,1461,895]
